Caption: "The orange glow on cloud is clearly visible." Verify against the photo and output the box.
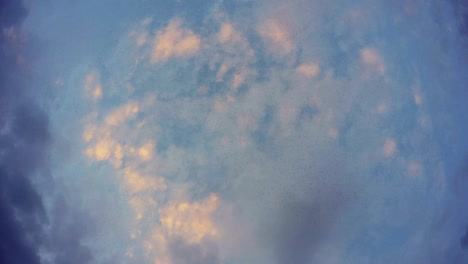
[151,18,201,64]
[105,101,140,127]
[138,141,154,161]
[159,194,220,243]
[297,63,320,78]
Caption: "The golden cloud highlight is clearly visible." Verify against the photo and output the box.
[151,18,201,64]
[159,194,220,244]
[123,166,166,194]
[105,101,140,127]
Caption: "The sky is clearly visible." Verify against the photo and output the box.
[0,0,467,263]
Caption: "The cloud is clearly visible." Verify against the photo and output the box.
[296,63,320,78]
[258,19,295,54]
[159,194,220,244]
[19,0,468,263]
[0,1,50,263]
[0,1,95,263]
[224,134,360,264]
[105,101,140,127]
[218,23,236,43]
[382,138,397,158]
[264,191,350,264]
[169,237,219,264]
[359,47,385,75]
[461,226,468,248]
[217,22,245,46]
[84,70,103,100]
[43,196,94,264]
[151,18,201,64]
[123,166,166,194]
[0,0,28,27]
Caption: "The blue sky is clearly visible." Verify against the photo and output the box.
[1,0,467,263]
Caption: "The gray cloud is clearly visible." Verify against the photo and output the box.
[45,196,94,264]
[0,2,49,263]
[257,158,357,264]
[0,1,94,263]
[169,237,220,264]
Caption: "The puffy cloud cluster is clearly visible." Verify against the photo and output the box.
[151,18,201,64]
[69,0,468,262]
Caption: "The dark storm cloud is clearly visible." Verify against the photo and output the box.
[169,237,220,264]
[0,1,47,263]
[0,1,93,263]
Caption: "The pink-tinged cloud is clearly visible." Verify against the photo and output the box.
[151,18,201,64]
[258,19,295,54]
[360,47,385,75]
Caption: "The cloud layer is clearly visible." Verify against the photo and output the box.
[8,0,468,263]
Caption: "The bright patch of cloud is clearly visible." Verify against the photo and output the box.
[105,101,140,126]
[87,138,115,161]
[159,194,220,243]
[42,1,467,262]
[151,18,201,64]
[138,141,154,161]
[297,63,320,78]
